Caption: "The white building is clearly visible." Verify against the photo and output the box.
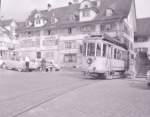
[16,0,136,68]
[0,19,18,59]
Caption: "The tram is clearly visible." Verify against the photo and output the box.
[81,34,129,79]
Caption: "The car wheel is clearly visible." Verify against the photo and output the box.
[2,63,7,69]
[17,68,23,72]
[147,82,150,86]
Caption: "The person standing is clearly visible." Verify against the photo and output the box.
[25,56,30,72]
[41,58,46,72]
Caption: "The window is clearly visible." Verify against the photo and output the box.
[27,31,31,37]
[68,28,72,34]
[37,52,41,59]
[64,54,77,63]
[123,23,130,35]
[103,44,107,57]
[43,40,57,46]
[48,30,51,35]
[51,17,58,24]
[105,24,112,31]
[35,14,41,19]
[35,19,41,25]
[141,48,148,52]
[96,43,101,56]
[106,9,113,16]
[83,43,87,56]
[45,52,54,59]
[82,9,90,17]
[81,25,92,32]
[87,43,95,56]
[65,41,72,49]
[135,37,148,42]
[114,48,117,59]
[117,50,121,60]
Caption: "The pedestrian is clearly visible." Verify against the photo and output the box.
[49,61,53,72]
[25,56,30,72]
[41,58,46,72]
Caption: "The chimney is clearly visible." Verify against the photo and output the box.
[47,3,52,11]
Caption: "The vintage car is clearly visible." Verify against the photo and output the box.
[2,59,26,71]
[46,60,60,71]
[0,58,5,68]
[147,70,150,86]
[2,59,40,72]
[38,60,61,72]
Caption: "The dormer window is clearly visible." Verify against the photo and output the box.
[34,13,44,27]
[83,9,90,17]
[51,17,58,24]
[35,19,41,25]
[106,9,113,16]
[35,13,41,19]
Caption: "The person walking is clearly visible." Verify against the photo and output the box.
[41,58,46,72]
[25,56,30,72]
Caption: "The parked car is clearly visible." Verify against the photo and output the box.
[3,59,26,72]
[3,59,40,72]
[46,60,60,72]
[0,58,5,68]
[29,60,41,71]
[147,70,150,86]
[38,60,60,72]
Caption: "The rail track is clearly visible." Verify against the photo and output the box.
[0,79,97,117]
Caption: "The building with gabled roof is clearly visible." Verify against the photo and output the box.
[0,19,18,59]
[16,0,136,68]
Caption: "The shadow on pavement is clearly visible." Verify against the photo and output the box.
[129,81,150,90]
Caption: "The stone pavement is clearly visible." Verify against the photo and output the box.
[19,79,150,117]
[0,69,150,117]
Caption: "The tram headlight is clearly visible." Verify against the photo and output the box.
[87,58,93,65]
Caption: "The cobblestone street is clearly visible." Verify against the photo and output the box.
[0,69,150,117]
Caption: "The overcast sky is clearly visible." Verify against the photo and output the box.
[1,0,150,21]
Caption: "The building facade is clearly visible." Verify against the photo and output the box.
[0,19,18,59]
[16,0,136,68]
[134,18,150,77]
[134,18,150,56]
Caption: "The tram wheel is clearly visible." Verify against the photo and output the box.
[105,72,113,80]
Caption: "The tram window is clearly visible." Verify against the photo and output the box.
[87,43,95,56]
[114,48,117,59]
[96,43,101,56]
[103,44,107,57]
[117,50,121,59]
[83,43,86,56]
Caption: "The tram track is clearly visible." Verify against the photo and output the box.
[0,79,98,117]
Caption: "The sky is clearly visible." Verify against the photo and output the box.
[1,0,150,21]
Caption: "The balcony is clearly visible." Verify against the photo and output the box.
[104,31,120,38]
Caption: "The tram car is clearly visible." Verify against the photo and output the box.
[81,34,129,79]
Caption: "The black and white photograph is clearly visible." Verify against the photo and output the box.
[0,0,150,117]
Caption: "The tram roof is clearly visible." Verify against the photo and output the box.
[84,34,128,50]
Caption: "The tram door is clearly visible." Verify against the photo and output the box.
[106,44,113,72]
